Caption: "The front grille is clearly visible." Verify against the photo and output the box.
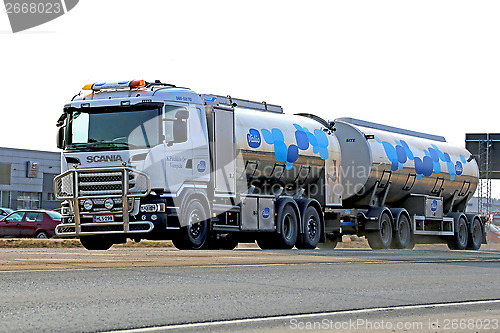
[54,167,150,200]
[78,171,134,197]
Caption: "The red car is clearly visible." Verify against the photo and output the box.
[0,210,62,239]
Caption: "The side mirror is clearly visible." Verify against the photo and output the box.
[56,127,65,149]
[173,120,187,143]
[175,110,189,120]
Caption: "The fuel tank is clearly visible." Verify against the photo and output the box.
[232,109,342,206]
[334,118,479,210]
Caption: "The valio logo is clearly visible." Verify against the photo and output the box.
[247,128,261,149]
[4,0,79,33]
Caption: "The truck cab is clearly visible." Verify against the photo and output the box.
[55,80,213,249]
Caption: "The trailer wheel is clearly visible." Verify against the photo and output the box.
[367,212,392,249]
[296,206,321,249]
[466,219,482,250]
[391,214,412,249]
[447,217,468,250]
[80,235,113,250]
[172,200,209,250]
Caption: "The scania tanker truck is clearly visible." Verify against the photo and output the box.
[54,80,484,251]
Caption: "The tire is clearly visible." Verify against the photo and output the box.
[466,219,482,250]
[257,204,298,249]
[296,206,321,249]
[172,200,209,250]
[275,204,299,249]
[447,217,468,250]
[35,231,49,239]
[80,235,113,250]
[391,214,412,249]
[367,212,393,249]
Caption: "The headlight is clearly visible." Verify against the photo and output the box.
[104,198,114,210]
[83,199,93,210]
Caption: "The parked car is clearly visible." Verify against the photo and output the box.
[0,208,13,219]
[0,210,62,238]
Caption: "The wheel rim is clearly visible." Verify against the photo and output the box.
[36,232,47,239]
[398,218,410,244]
[188,209,203,240]
[307,216,317,239]
[458,223,467,246]
[381,219,391,245]
[283,214,294,241]
[472,222,481,244]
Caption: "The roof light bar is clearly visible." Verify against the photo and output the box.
[82,80,146,91]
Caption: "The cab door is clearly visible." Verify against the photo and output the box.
[0,211,25,237]
[20,212,43,237]
[162,103,193,194]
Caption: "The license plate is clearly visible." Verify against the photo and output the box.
[93,215,114,223]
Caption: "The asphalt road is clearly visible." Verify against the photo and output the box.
[0,248,499,332]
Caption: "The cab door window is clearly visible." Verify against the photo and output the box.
[25,212,42,222]
[164,105,189,144]
[5,212,24,222]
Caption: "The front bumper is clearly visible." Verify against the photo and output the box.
[54,166,151,237]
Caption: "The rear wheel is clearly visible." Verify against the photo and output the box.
[35,231,49,239]
[80,235,113,250]
[447,217,468,250]
[257,204,298,249]
[367,212,393,249]
[296,206,321,249]
[275,205,298,249]
[391,214,412,249]
[172,200,209,250]
[467,219,482,250]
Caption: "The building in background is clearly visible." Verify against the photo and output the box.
[466,197,500,214]
[0,147,60,210]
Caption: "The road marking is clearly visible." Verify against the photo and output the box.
[105,299,500,332]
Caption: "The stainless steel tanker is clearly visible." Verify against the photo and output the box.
[332,117,482,250]
[53,80,484,251]
[232,109,342,206]
[334,118,479,211]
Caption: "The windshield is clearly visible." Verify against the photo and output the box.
[66,107,161,151]
[46,211,62,220]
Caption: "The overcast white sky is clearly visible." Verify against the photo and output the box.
[1,0,499,197]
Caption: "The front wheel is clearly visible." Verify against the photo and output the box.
[367,212,393,249]
[172,200,209,250]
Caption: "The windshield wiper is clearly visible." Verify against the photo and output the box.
[71,141,142,149]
